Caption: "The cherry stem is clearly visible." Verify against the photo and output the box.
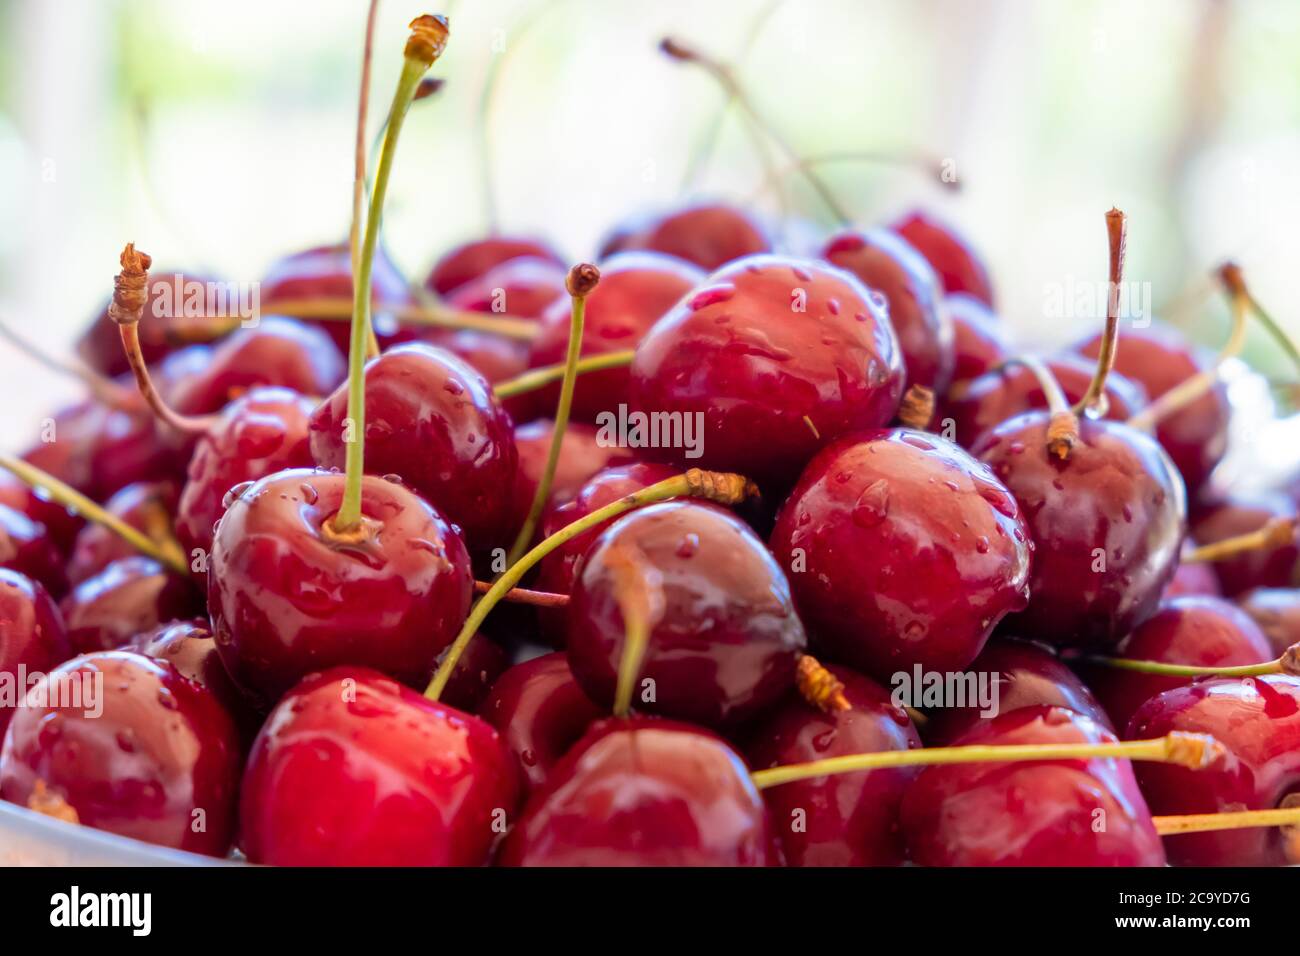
[1184,516,1298,564]
[0,453,188,576]
[473,579,570,607]
[749,730,1224,790]
[1072,207,1127,416]
[897,384,936,431]
[1153,802,1300,838]
[504,263,599,566]
[1081,643,1299,679]
[351,0,383,360]
[334,15,449,535]
[1237,275,1300,378]
[746,149,960,206]
[1012,355,1080,459]
[255,297,539,340]
[796,654,850,712]
[493,348,635,399]
[424,468,760,701]
[0,314,135,411]
[607,542,665,717]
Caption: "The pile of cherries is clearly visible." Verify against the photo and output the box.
[2,13,1300,868]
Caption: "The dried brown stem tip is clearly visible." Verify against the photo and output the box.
[405,14,450,66]
[796,654,850,712]
[414,77,446,101]
[566,263,601,298]
[898,384,935,430]
[682,469,761,505]
[1046,410,1080,460]
[27,780,79,824]
[1165,731,1225,770]
[1217,260,1247,297]
[659,37,697,62]
[107,243,151,326]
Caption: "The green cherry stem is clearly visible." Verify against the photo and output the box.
[606,543,664,717]
[1080,645,1298,680]
[1072,207,1127,417]
[492,348,635,399]
[350,0,383,360]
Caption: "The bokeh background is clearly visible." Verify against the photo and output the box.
[1,0,1298,466]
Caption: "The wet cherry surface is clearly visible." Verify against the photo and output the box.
[0,470,82,555]
[0,569,72,735]
[67,481,179,587]
[59,556,203,655]
[1190,492,1299,598]
[945,292,1011,384]
[598,202,772,271]
[0,502,69,600]
[426,236,564,296]
[892,209,994,306]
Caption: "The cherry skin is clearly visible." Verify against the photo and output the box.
[1128,675,1300,866]
[0,469,82,554]
[436,633,509,716]
[975,412,1186,649]
[239,666,518,866]
[567,501,807,728]
[921,637,1113,745]
[598,201,772,272]
[0,650,242,856]
[481,651,605,794]
[525,252,703,422]
[891,209,994,306]
[1163,547,1222,599]
[822,227,955,393]
[770,429,1032,681]
[1190,492,1299,598]
[425,236,563,296]
[309,343,519,550]
[410,328,530,387]
[441,255,567,322]
[945,292,1011,384]
[901,705,1166,866]
[59,556,203,655]
[174,386,316,563]
[67,481,178,587]
[746,664,922,866]
[499,718,776,866]
[1080,595,1274,732]
[0,569,72,735]
[1075,321,1230,495]
[0,503,69,600]
[509,419,636,541]
[628,254,905,487]
[207,468,471,707]
[1237,588,1300,656]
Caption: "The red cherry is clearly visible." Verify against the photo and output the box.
[0,469,82,555]
[628,255,905,487]
[1163,548,1222,599]
[1128,675,1300,866]
[1238,588,1300,656]
[510,419,636,540]
[425,236,563,296]
[309,343,519,550]
[1190,493,1299,598]
[822,227,955,393]
[0,503,69,600]
[0,650,242,856]
[598,202,772,271]
[567,501,806,727]
[67,481,179,587]
[207,469,471,706]
[437,633,509,716]
[410,328,529,386]
[975,412,1186,648]
[441,256,567,321]
[901,705,1166,866]
[770,429,1031,680]
[891,209,994,306]
[0,570,72,736]
[59,557,203,654]
[239,667,518,866]
[746,664,921,866]
[946,293,1011,384]
[499,718,775,866]
[482,651,604,794]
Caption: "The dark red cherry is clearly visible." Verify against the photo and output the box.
[426,236,564,296]
[0,570,72,735]
[946,292,1011,384]
[0,650,241,856]
[1081,595,1274,731]
[499,718,775,866]
[412,328,529,386]
[975,412,1186,649]
[59,557,203,655]
[567,501,806,728]
[628,255,905,486]
[437,633,509,716]
[0,503,68,600]
[1238,588,1300,656]
[67,481,179,587]
[1163,547,1222,599]
[901,705,1166,866]
[510,420,636,539]
[309,343,519,550]
[174,387,316,562]
[598,202,772,272]
[482,651,604,794]
[938,354,1147,450]
[207,469,471,706]
[746,664,921,866]
[822,227,955,393]
[525,252,703,422]
[1075,321,1230,495]
[922,637,1113,745]
[891,209,994,306]
[770,429,1031,681]
[239,667,518,866]
[442,256,566,321]
[1128,675,1300,866]
[0,469,82,554]
[1190,493,1298,597]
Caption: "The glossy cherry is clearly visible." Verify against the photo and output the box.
[0,503,68,600]
[1164,547,1222,599]
[891,209,994,306]
[628,254,905,487]
[437,633,509,716]
[770,429,1031,681]
[59,556,203,655]
[426,236,564,296]
[598,201,772,271]
[0,469,82,554]
[67,481,178,587]
[441,255,566,321]
[945,292,1011,384]
[0,650,241,856]
[239,666,518,866]
[0,569,72,735]
[1238,588,1300,656]
[509,419,636,541]
[1190,492,1298,598]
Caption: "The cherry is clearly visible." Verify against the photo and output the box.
[239,666,518,866]
[436,633,510,716]
[745,663,921,866]
[1164,546,1222,599]
[567,500,806,727]
[975,412,1186,649]
[1080,595,1274,731]
[481,651,604,794]
[426,236,564,296]
[0,650,241,856]
[946,292,1011,384]
[770,428,1031,681]
[498,718,775,866]
[510,419,636,540]
[1190,492,1298,598]
[412,328,530,386]
[59,556,203,655]
[207,468,471,706]
[891,209,994,306]
[0,503,69,600]
[309,343,518,550]
[1238,588,1300,656]
[822,227,955,393]
[1128,675,1300,866]
[900,705,1166,866]
[440,255,567,320]
[627,254,905,487]
[598,202,772,271]
[0,569,72,735]
[524,252,703,422]
[67,481,179,587]
[0,470,82,555]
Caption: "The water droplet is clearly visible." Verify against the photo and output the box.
[826,298,841,316]
[676,533,700,558]
[443,380,464,396]
[688,284,736,310]
[975,537,990,554]
[222,481,255,509]
[381,473,404,485]
[299,483,319,505]
[852,480,890,527]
